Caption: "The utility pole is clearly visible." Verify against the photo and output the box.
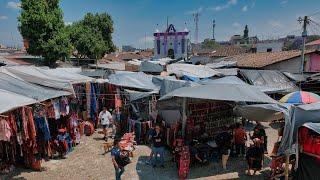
[212,19,216,41]
[166,16,169,30]
[298,16,311,88]
[193,13,199,44]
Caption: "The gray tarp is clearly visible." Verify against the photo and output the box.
[283,72,308,82]
[0,89,37,114]
[140,61,163,73]
[159,83,278,104]
[215,68,238,76]
[124,89,157,101]
[302,122,320,134]
[240,69,298,94]
[38,68,94,84]
[206,60,237,69]
[167,64,222,78]
[108,72,159,91]
[158,78,197,97]
[200,76,246,85]
[4,66,75,93]
[234,103,289,122]
[0,72,71,101]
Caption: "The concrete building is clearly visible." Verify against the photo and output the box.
[255,41,284,52]
[153,24,189,59]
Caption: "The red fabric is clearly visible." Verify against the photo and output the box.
[21,107,30,140]
[299,127,309,144]
[26,107,37,142]
[303,137,314,153]
[234,128,246,144]
[312,137,320,155]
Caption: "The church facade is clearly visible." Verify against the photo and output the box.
[153,24,189,59]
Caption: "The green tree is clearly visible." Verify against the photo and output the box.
[18,0,71,66]
[69,13,115,59]
[201,39,220,49]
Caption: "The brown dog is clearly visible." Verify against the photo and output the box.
[103,141,113,153]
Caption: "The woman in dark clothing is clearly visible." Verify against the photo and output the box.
[246,138,264,176]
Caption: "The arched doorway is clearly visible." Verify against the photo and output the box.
[168,49,175,59]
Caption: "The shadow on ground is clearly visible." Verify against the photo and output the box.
[135,151,272,180]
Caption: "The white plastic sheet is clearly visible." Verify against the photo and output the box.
[0,89,37,114]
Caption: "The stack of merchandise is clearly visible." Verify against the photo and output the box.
[178,146,190,180]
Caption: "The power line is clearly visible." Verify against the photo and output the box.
[308,9,320,17]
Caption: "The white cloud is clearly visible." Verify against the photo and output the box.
[186,7,203,15]
[232,22,241,28]
[7,1,21,9]
[281,0,288,4]
[242,5,248,12]
[208,0,238,11]
[0,16,8,20]
[268,20,283,28]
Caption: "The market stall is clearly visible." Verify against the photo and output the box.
[158,83,277,178]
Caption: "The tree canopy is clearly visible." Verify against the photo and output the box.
[18,0,72,66]
[201,39,220,49]
[18,1,115,65]
[69,13,115,59]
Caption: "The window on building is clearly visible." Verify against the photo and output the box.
[181,39,185,54]
[157,40,161,54]
[267,48,272,52]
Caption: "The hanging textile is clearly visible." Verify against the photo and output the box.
[85,82,91,119]
[0,118,12,141]
[90,83,97,120]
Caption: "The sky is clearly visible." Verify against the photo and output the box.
[1,0,320,49]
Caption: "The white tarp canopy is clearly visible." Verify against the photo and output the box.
[0,72,71,101]
[0,89,37,114]
[160,83,277,104]
[108,72,159,91]
[38,68,94,84]
[167,64,222,78]
[4,66,75,93]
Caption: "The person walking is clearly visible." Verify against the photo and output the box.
[98,107,112,141]
[151,125,165,168]
[111,139,125,180]
[234,123,247,157]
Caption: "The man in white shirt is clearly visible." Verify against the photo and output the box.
[98,107,112,140]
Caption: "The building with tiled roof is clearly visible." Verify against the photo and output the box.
[226,49,320,73]
[306,39,320,50]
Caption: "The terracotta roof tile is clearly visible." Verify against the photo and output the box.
[229,49,316,68]
[306,39,320,46]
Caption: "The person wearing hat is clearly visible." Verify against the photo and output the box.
[98,107,112,140]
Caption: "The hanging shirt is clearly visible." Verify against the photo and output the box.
[0,119,12,141]
[99,110,112,125]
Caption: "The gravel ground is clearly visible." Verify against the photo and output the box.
[2,122,278,180]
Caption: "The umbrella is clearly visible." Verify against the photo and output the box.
[279,91,320,104]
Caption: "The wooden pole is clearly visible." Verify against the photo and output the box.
[285,153,290,180]
[182,97,187,137]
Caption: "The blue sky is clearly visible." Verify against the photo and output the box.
[1,0,320,48]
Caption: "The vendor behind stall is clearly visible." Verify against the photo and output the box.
[216,127,232,170]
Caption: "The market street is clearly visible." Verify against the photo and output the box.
[3,122,278,180]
